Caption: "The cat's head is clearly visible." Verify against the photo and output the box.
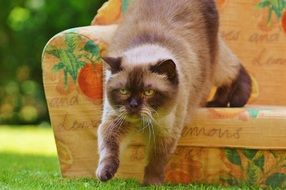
[103,45,179,123]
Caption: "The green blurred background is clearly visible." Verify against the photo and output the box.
[0,0,107,125]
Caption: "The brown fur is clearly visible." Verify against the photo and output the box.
[96,0,252,185]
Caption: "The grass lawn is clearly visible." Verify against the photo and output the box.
[0,126,265,190]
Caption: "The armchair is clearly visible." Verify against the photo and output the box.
[42,0,286,188]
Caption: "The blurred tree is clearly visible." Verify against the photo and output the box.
[0,0,107,124]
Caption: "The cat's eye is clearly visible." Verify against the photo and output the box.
[119,88,129,95]
[144,89,155,96]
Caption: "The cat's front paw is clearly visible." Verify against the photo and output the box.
[96,158,119,182]
[143,170,164,186]
[143,175,164,186]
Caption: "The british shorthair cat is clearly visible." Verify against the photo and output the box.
[96,0,252,185]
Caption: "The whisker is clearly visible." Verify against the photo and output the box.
[148,106,159,117]
[145,117,155,147]
[109,118,121,132]
[108,110,127,133]
[141,107,159,125]
[139,117,149,132]
[139,115,146,133]
[143,116,151,146]
[149,119,156,145]
[140,108,157,148]
[117,117,125,130]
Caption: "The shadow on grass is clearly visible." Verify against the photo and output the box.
[0,152,264,190]
[0,152,142,190]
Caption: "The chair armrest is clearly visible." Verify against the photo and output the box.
[42,25,117,176]
[42,24,117,103]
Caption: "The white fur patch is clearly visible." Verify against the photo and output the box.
[123,44,175,65]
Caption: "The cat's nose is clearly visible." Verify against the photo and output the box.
[129,98,139,108]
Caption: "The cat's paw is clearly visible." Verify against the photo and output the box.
[143,170,164,186]
[143,176,164,186]
[96,158,119,182]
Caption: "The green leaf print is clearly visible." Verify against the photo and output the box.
[84,40,100,58]
[256,0,271,8]
[242,149,258,160]
[64,70,68,87]
[46,33,103,88]
[257,0,286,20]
[225,148,241,166]
[58,50,77,81]
[52,62,65,72]
[246,164,260,184]
[46,45,61,58]
[65,34,78,52]
[253,154,265,171]
[266,173,286,188]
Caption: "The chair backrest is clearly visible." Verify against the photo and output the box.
[92,0,286,106]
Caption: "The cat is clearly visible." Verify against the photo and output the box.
[96,0,252,185]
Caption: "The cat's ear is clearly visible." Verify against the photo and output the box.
[150,59,178,84]
[102,57,122,74]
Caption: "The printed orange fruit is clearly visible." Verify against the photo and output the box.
[78,63,103,101]
[92,0,122,25]
[165,159,203,183]
[282,10,286,33]
[165,169,191,184]
[216,0,227,9]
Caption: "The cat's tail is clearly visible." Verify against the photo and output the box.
[207,37,252,107]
